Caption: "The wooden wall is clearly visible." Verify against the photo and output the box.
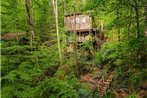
[65,14,92,31]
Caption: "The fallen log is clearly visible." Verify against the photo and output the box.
[1,32,26,41]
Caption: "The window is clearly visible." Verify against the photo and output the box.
[71,18,80,24]
[76,18,80,24]
[71,19,74,24]
[82,17,86,23]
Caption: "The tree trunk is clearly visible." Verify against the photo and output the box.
[118,27,120,42]
[100,20,104,32]
[62,0,66,15]
[145,2,147,36]
[116,9,120,42]
[24,0,35,46]
[62,0,66,61]
[134,0,140,39]
[127,8,133,38]
[52,0,62,64]
[134,0,143,66]
[73,5,80,79]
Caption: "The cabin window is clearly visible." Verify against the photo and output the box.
[82,17,86,24]
[71,19,74,24]
[71,18,80,24]
[76,18,80,24]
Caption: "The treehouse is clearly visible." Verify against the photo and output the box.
[64,13,105,50]
[64,13,99,43]
[65,13,92,31]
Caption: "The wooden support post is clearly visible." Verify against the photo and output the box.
[78,32,80,42]
[91,30,95,67]
[94,30,96,42]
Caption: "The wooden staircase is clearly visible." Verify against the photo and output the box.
[99,72,114,98]
[80,71,114,98]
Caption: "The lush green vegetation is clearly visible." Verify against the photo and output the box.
[1,0,147,98]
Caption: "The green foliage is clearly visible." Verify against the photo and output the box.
[1,0,147,97]
[127,92,138,98]
[128,69,147,86]
[95,41,120,65]
[95,37,146,88]
[1,0,27,33]
[102,90,115,98]
[95,52,104,65]
[78,89,98,98]
[30,78,78,98]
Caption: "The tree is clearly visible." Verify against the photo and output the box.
[52,0,62,64]
[144,1,147,36]
[1,0,27,33]
[24,0,35,46]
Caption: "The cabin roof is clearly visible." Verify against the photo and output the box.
[64,13,85,17]
[66,28,98,32]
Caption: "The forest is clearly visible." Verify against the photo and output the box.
[1,0,147,98]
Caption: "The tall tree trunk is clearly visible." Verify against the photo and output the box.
[118,27,120,42]
[134,0,143,65]
[145,2,147,36]
[100,20,104,32]
[127,8,133,38]
[116,9,120,42]
[62,0,66,61]
[73,4,80,79]
[62,0,66,15]
[141,1,147,65]
[52,0,62,64]
[24,0,35,46]
[134,0,140,39]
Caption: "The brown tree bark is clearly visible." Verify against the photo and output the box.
[145,2,147,36]
[73,4,80,79]
[134,0,140,39]
[24,0,35,46]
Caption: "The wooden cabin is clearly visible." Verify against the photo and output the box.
[64,13,105,51]
[65,13,92,31]
[65,13,98,42]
